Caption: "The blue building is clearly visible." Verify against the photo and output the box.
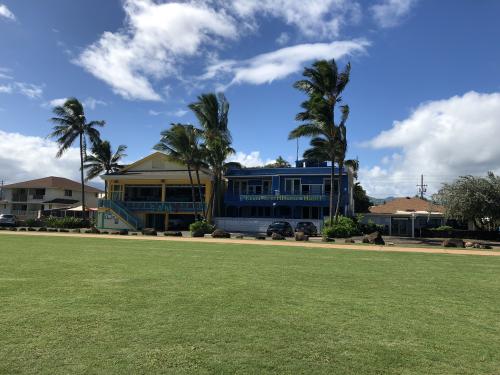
[219,161,354,231]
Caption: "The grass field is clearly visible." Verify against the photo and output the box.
[1,234,500,374]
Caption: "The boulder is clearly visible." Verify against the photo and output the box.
[363,231,385,245]
[271,233,285,240]
[442,238,465,248]
[119,229,129,235]
[479,244,492,249]
[212,229,231,238]
[233,234,244,239]
[324,237,335,242]
[464,241,475,248]
[38,227,47,232]
[344,238,355,243]
[141,228,157,236]
[295,232,309,241]
[164,231,182,237]
[191,229,205,237]
[255,235,266,240]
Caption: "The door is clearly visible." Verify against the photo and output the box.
[145,214,166,231]
[391,218,411,236]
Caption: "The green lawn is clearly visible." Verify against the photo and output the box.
[1,234,499,374]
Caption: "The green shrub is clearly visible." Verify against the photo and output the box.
[189,220,214,236]
[43,216,90,229]
[358,220,385,235]
[322,216,357,238]
[431,225,454,231]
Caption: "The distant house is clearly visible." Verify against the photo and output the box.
[217,160,355,232]
[0,176,102,219]
[361,197,445,236]
[97,152,212,231]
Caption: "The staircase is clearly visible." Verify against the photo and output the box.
[99,199,142,230]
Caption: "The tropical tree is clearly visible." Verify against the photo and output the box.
[154,124,204,219]
[289,59,351,224]
[265,156,291,168]
[189,93,234,221]
[83,140,127,198]
[48,97,105,217]
[353,182,371,213]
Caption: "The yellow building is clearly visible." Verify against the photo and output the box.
[97,152,212,231]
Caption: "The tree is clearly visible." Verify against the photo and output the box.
[154,124,204,219]
[265,156,291,168]
[83,140,127,198]
[48,98,105,217]
[289,59,351,224]
[353,182,371,213]
[434,172,500,230]
[189,93,234,221]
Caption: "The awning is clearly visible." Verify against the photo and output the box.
[43,198,79,204]
[67,205,97,212]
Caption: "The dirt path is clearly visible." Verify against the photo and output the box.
[2,230,500,257]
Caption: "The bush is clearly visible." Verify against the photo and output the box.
[358,220,385,235]
[322,216,357,238]
[25,218,44,227]
[432,225,454,231]
[43,216,90,229]
[189,220,214,236]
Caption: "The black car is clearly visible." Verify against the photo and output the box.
[295,221,318,236]
[266,221,294,237]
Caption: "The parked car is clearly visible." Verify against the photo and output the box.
[295,221,318,236]
[266,221,294,237]
[0,214,17,227]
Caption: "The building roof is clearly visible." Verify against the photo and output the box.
[225,166,346,177]
[369,197,445,214]
[43,198,79,204]
[3,176,102,193]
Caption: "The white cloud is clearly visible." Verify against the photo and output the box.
[359,91,500,197]
[149,108,188,117]
[48,98,67,107]
[0,4,15,21]
[227,151,275,167]
[0,82,43,99]
[230,0,361,39]
[0,130,83,184]
[75,0,237,101]
[371,0,417,28]
[276,32,290,46]
[203,39,369,88]
[83,97,107,110]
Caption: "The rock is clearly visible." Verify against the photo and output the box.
[141,228,157,236]
[295,232,309,241]
[323,237,335,242]
[191,229,205,237]
[212,229,231,238]
[344,238,355,243]
[232,234,244,239]
[255,235,266,240]
[271,233,285,240]
[442,238,464,248]
[363,231,385,245]
[386,242,395,246]
[464,241,475,248]
[164,231,182,237]
[59,229,69,233]
[479,244,492,249]
[119,229,129,235]
[18,227,26,231]
[38,227,47,232]
[9,227,18,231]
[27,227,36,232]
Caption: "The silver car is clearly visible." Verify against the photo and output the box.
[0,214,16,227]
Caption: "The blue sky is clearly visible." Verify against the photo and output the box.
[1,0,500,197]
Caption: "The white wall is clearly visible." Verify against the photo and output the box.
[214,217,323,233]
[97,210,135,230]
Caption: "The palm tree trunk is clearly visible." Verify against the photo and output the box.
[104,180,107,200]
[187,165,198,220]
[195,168,205,218]
[206,180,215,224]
[79,133,86,219]
[335,160,344,222]
[329,161,334,225]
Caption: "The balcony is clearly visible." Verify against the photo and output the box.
[100,200,205,213]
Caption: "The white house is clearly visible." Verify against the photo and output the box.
[0,176,102,219]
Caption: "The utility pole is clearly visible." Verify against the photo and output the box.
[417,174,427,199]
[0,179,4,201]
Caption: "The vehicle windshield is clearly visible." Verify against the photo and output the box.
[1,214,13,218]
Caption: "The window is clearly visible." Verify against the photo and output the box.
[64,189,72,197]
[284,179,301,194]
[233,180,248,195]
[324,178,338,195]
[262,180,271,194]
[302,184,323,195]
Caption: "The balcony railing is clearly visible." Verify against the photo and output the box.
[100,199,205,213]
[32,195,45,200]
[237,194,328,202]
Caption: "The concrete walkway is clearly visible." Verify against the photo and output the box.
[2,230,500,257]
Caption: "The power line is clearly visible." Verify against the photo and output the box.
[416,174,427,199]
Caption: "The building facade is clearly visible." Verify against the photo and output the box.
[217,161,354,232]
[361,197,445,237]
[0,176,101,219]
[97,152,212,231]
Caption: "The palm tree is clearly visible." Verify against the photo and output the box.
[189,93,234,221]
[289,59,351,224]
[83,140,127,198]
[48,98,105,217]
[266,156,291,168]
[154,123,203,219]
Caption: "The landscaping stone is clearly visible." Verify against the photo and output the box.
[465,241,475,248]
[119,229,129,235]
[212,229,231,238]
[363,231,385,245]
[18,228,26,231]
[255,235,266,240]
[324,237,335,242]
[164,231,182,237]
[141,228,157,236]
[295,232,309,241]
[271,233,285,240]
[442,238,465,248]
[480,244,492,249]
[191,229,205,237]
[232,234,244,239]
[344,238,355,243]
[38,227,47,232]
